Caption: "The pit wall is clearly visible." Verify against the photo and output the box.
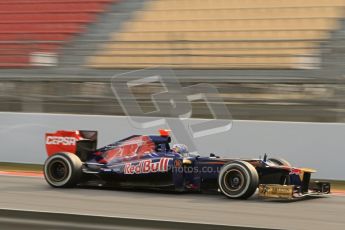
[0,112,344,180]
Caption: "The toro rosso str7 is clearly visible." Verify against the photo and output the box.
[43,130,331,199]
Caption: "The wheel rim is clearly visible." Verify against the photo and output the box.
[47,159,68,182]
[223,169,244,192]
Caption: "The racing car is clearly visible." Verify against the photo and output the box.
[43,129,331,199]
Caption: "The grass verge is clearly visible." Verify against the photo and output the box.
[0,162,42,172]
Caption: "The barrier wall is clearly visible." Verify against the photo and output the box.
[0,112,344,179]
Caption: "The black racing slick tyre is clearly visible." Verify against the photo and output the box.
[267,158,291,167]
[218,161,259,199]
[44,152,82,188]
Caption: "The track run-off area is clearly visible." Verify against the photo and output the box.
[0,174,345,230]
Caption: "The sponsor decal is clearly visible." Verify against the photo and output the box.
[46,136,77,146]
[124,158,170,174]
[289,168,302,175]
[174,159,182,168]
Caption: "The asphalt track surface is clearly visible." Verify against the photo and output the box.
[1,175,345,230]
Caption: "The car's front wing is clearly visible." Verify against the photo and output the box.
[258,181,331,199]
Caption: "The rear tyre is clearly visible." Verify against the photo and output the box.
[267,158,291,167]
[218,161,259,199]
[44,152,82,188]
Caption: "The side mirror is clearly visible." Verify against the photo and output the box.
[210,153,219,158]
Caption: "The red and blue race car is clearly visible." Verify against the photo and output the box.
[43,129,330,199]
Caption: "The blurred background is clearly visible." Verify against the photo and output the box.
[1,0,345,122]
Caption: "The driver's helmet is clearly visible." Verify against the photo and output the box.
[172,144,188,156]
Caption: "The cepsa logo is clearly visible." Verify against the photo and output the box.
[124,158,170,174]
[46,136,77,146]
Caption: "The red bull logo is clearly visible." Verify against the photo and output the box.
[124,158,170,174]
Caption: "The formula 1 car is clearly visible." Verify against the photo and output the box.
[43,129,331,199]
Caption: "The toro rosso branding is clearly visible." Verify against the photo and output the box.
[46,136,77,146]
[124,158,171,174]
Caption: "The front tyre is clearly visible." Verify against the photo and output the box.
[218,161,259,199]
[44,152,82,188]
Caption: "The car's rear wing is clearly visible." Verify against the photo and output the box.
[45,130,97,156]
